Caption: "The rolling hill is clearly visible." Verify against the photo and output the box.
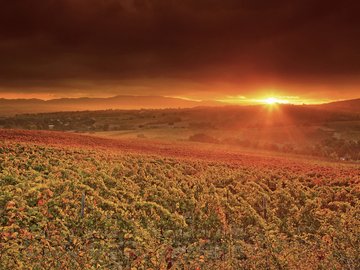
[313,98,360,113]
[1,95,359,117]
[0,95,223,116]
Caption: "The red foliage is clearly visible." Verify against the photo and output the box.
[1,129,358,184]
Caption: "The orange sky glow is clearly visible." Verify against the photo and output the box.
[0,1,359,105]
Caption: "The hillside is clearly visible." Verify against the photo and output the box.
[315,98,360,113]
[1,96,359,117]
[0,95,223,116]
[1,129,359,269]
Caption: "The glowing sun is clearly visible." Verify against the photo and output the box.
[265,97,278,104]
[261,97,289,105]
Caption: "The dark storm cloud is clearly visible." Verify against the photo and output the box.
[0,0,359,97]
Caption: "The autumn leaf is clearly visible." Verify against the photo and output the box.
[37,199,45,206]
[5,201,16,210]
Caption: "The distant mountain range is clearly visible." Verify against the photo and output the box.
[0,95,224,116]
[0,95,359,116]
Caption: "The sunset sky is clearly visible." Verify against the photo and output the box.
[0,0,359,104]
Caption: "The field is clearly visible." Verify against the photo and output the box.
[1,129,359,269]
[1,105,359,161]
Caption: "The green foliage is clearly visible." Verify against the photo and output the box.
[0,142,359,269]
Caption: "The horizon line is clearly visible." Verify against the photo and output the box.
[0,94,358,106]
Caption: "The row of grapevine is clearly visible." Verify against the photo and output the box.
[1,142,359,269]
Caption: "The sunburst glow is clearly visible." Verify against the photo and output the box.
[261,97,290,105]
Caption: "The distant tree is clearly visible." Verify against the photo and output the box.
[103,123,110,131]
[189,133,219,144]
[282,143,294,153]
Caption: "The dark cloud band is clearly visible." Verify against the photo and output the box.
[0,0,359,98]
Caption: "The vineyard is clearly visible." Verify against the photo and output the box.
[1,130,360,269]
